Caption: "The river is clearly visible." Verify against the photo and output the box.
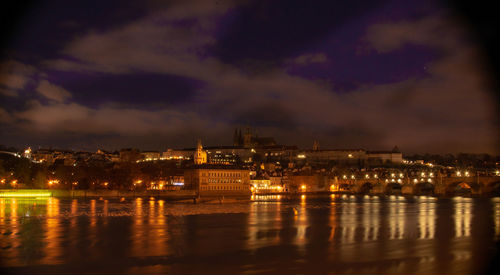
[0,195,499,274]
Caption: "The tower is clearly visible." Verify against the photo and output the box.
[233,129,239,146]
[243,127,252,148]
[194,139,207,165]
[238,129,243,146]
[313,140,320,151]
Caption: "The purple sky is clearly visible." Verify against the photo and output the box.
[0,0,498,153]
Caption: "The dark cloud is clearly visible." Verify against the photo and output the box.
[212,0,388,68]
[232,103,298,129]
[0,1,498,154]
[2,0,157,62]
[44,71,203,109]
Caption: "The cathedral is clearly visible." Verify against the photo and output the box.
[194,139,207,165]
[233,127,277,148]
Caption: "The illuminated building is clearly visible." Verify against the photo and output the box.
[141,151,161,161]
[250,178,283,193]
[184,166,251,195]
[194,139,207,165]
[148,175,184,190]
[119,148,142,163]
[296,146,403,165]
[209,151,238,165]
[233,127,277,148]
[22,147,32,159]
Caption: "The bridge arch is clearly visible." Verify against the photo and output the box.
[445,181,480,195]
[358,182,373,193]
[415,181,434,195]
[482,180,500,195]
[384,182,402,194]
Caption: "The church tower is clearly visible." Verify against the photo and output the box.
[233,129,239,146]
[313,140,320,151]
[243,127,252,148]
[194,139,207,165]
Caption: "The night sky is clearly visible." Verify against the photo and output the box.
[0,0,498,153]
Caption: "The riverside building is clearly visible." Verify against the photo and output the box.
[184,165,251,196]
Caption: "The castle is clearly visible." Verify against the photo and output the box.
[233,127,277,148]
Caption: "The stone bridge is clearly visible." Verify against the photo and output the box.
[334,174,500,195]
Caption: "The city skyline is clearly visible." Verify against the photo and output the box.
[1,0,499,154]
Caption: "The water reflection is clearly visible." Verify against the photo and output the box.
[0,196,498,274]
[389,196,404,239]
[454,197,472,238]
[418,197,436,239]
[44,198,61,264]
[339,197,356,244]
[247,195,283,250]
[495,198,500,240]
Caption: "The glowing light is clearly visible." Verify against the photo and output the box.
[297,154,306,159]
[0,190,52,198]
[348,154,353,158]
[456,171,461,177]
[342,175,347,179]
[465,171,470,177]
[72,182,78,186]
[365,174,369,179]
[399,173,404,178]
[11,180,17,186]
[421,172,425,177]
[391,173,395,178]
[103,182,108,186]
[0,179,5,184]
[429,172,434,177]
[351,175,355,179]
[413,179,418,183]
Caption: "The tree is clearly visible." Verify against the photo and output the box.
[33,170,48,189]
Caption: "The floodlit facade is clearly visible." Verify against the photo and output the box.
[184,166,251,195]
[194,139,207,165]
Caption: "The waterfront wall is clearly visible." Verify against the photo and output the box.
[0,189,197,199]
[55,189,197,199]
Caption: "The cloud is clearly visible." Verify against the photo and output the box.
[36,80,72,102]
[364,16,461,53]
[0,108,13,123]
[4,7,498,153]
[0,87,18,97]
[290,53,328,65]
[0,60,38,90]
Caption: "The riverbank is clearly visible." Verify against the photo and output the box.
[0,189,197,200]
[1,189,496,200]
